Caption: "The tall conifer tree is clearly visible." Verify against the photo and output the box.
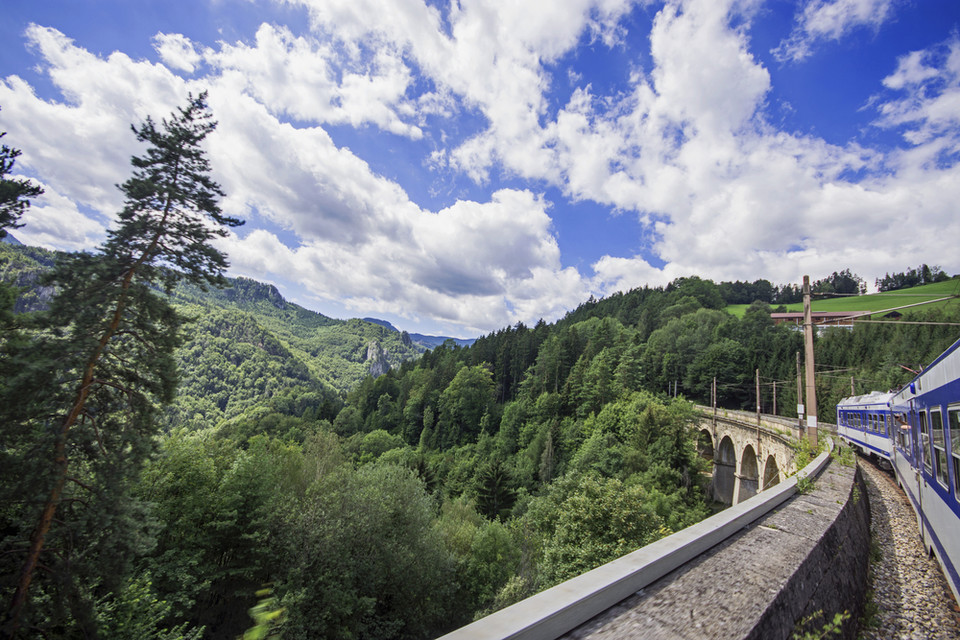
[0,110,44,238]
[1,92,242,638]
[0,111,44,326]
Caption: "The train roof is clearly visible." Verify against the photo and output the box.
[891,335,960,407]
[837,390,896,409]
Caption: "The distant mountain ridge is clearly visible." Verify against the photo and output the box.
[0,243,426,396]
[362,317,476,348]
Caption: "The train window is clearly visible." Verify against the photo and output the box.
[897,413,911,454]
[931,410,947,488]
[919,411,933,475]
[949,409,960,499]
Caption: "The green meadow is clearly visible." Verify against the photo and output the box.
[725,280,960,318]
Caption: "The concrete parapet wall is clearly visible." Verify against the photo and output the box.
[695,405,803,437]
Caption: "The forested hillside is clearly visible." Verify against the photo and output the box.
[5,227,960,639]
[7,91,960,640]
[0,241,430,432]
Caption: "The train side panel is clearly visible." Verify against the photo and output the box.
[890,337,960,605]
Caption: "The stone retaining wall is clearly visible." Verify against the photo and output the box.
[747,460,870,640]
[563,457,871,640]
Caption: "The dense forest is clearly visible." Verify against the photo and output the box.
[3,98,960,639]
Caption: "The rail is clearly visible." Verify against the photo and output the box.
[438,433,834,640]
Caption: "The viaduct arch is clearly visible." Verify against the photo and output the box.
[696,410,799,505]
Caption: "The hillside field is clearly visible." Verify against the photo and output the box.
[725,280,960,318]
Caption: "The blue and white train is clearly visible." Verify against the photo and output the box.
[836,390,896,466]
[836,336,960,605]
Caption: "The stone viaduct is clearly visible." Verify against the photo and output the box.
[694,406,802,505]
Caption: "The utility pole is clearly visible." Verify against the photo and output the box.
[755,368,762,461]
[712,376,717,430]
[756,368,761,425]
[851,376,855,396]
[803,275,818,447]
[773,380,777,416]
[796,351,803,434]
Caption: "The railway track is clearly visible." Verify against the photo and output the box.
[858,458,960,639]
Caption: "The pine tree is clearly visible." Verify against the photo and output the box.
[475,458,517,520]
[0,114,44,327]
[1,92,242,638]
[0,111,44,238]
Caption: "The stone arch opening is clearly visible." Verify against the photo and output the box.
[763,455,780,490]
[713,435,736,504]
[697,429,714,462]
[737,444,759,502]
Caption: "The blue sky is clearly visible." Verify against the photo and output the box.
[2,0,960,337]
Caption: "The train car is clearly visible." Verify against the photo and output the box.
[889,336,960,605]
[836,391,895,466]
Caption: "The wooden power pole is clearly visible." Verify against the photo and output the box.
[796,351,803,433]
[712,376,717,430]
[803,275,818,447]
[755,368,761,425]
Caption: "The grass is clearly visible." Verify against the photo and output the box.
[725,280,960,318]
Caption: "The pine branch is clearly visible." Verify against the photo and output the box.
[65,477,95,494]
[79,409,108,457]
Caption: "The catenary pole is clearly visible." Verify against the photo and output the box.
[796,351,803,434]
[803,275,818,447]
[755,368,761,425]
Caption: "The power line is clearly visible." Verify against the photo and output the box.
[817,291,958,297]
[852,319,960,327]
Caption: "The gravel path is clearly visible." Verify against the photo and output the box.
[859,460,960,640]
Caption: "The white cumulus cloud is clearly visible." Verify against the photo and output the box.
[152,32,202,73]
[2,1,959,334]
[773,0,896,62]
